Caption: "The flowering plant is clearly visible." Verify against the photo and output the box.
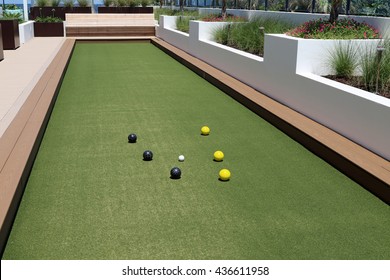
[286,18,381,39]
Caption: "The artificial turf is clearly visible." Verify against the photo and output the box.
[2,42,390,260]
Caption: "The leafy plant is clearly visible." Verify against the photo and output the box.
[36,0,48,7]
[286,18,381,39]
[63,0,74,8]
[77,0,90,7]
[35,16,63,22]
[103,0,112,7]
[5,4,19,10]
[289,0,312,12]
[116,0,128,7]
[128,0,140,7]
[51,0,61,7]
[141,0,150,7]
[327,41,359,78]
[1,11,24,23]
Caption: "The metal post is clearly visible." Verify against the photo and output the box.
[265,0,268,11]
[346,0,351,15]
[311,0,315,13]
[259,26,264,56]
[376,46,385,94]
[23,0,28,21]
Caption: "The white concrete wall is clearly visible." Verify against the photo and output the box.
[294,37,381,75]
[157,16,190,53]
[199,8,390,38]
[157,16,390,161]
[19,21,34,44]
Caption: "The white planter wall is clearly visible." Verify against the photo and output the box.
[19,21,34,44]
[157,16,390,161]
[157,16,189,53]
[294,37,381,75]
[199,8,390,38]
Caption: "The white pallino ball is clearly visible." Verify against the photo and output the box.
[178,155,185,162]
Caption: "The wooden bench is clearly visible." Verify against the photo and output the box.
[65,13,156,37]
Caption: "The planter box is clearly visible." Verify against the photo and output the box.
[34,22,64,37]
[29,6,92,20]
[97,7,153,14]
[0,19,20,49]
[0,25,4,61]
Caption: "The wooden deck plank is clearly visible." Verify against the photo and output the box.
[0,39,76,255]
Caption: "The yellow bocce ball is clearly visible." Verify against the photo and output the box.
[201,126,210,135]
[219,169,231,181]
[213,150,224,162]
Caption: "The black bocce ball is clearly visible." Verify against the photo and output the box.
[143,150,153,161]
[128,133,137,143]
[170,167,182,179]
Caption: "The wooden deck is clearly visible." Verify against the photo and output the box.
[0,39,76,255]
[65,13,156,37]
[0,37,389,256]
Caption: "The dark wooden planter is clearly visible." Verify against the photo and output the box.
[0,19,20,50]
[34,22,64,37]
[0,25,4,61]
[29,6,92,20]
[98,7,153,14]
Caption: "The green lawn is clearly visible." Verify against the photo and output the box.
[3,42,390,260]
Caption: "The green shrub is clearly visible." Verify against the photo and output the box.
[77,0,90,7]
[287,18,381,39]
[154,8,198,22]
[128,0,140,7]
[328,41,359,78]
[5,4,19,9]
[141,0,150,7]
[51,0,61,7]
[35,16,63,23]
[1,11,24,23]
[214,17,294,56]
[103,0,112,7]
[361,39,390,94]
[116,0,127,6]
[63,0,74,7]
[176,16,195,33]
[36,0,48,7]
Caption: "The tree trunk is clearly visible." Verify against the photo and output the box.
[329,0,342,23]
[221,0,227,19]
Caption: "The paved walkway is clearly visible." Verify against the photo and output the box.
[0,37,66,137]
